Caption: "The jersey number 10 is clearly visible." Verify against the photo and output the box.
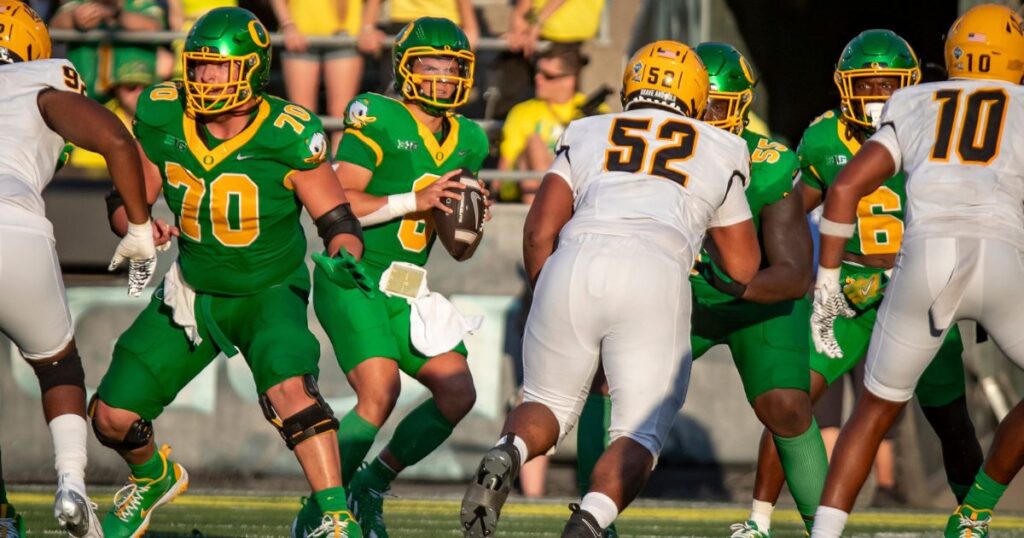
[930,88,1008,165]
[603,117,697,187]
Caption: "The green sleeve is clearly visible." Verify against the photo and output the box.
[765,146,799,203]
[133,82,181,156]
[335,94,386,172]
[796,133,827,192]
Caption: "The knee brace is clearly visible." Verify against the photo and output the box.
[259,374,339,450]
[28,348,84,393]
[87,394,153,451]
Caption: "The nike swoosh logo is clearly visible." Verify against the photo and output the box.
[236,154,256,160]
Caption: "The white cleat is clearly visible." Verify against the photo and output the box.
[54,475,102,538]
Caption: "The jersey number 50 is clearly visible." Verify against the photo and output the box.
[603,117,697,187]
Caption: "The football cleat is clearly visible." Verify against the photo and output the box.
[0,503,24,538]
[460,443,521,537]
[291,495,323,538]
[945,505,991,538]
[306,511,362,538]
[561,504,603,538]
[347,466,390,538]
[102,444,189,538]
[54,474,102,538]
[729,520,772,538]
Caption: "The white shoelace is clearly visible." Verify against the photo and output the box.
[729,522,767,538]
[112,482,149,522]
[0,517,19,537]
[308,514,351,538]
[958,515,989,538]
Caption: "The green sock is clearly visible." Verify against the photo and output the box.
[950,481,972,505]
[385,399,454,470]
[363,456,398,490]
[338,410,380,486]
[962,469,1008,511]
[313,486,349,514]
[773,418,827,525]
[576,394,611,494]
[129,449,166,480]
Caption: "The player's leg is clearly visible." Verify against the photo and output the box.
[462,238,601,537]
[0,227,96,536]
[91,295,216,538]
[280,52,322,112]
[322,50,363,153]
[576,367,611,495]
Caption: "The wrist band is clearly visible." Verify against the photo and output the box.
[819,216,855,238]
[359,191,417,226]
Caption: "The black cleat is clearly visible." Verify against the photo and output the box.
[561,504,604,538]
[460,442,521,537]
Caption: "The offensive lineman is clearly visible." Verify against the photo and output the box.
[92,7,371,537]
[809,5,1024,537]
[461,40,761,538]
[0,1,157,536]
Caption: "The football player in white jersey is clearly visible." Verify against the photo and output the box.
[460,40,760,538]
[0,1,158,536]
[808,4,1024,537]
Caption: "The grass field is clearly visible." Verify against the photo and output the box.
[10,489,1024,537]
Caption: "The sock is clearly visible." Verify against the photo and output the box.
[962,469,1008,512]
[385,399,455,469]
[809,506,848,538]
[313,486,349,514]
[338,410,380,485]
[576,394,611,493]
[495,434,528,465]
[749,499,774,531]
[363,456,398,490]
[49,414,88,483]
[579,492,618,529]
[950,481,972,505]
[773,418,827,523]
[129,449,166,481]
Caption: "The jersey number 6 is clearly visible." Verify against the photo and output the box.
[603,117,697,187]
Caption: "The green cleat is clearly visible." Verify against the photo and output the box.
[306,511,362,538]
[0,503,24,538]
[348,467,389,538]
[729,520,772,537]
[945,505,992,538]
[291,495,324,538]
[102,444,189,538]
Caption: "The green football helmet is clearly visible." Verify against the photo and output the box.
[834,29,920,130]
[183,7,271,115]
[695,42,756,134]
[392,17,475,115]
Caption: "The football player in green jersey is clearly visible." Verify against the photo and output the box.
[747,29,984,530]
[93,8,370,538]
[293,16,491,538]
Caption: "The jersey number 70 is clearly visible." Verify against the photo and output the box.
[603,117,697,187]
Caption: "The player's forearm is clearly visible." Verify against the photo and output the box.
[523,233,555,290]
[741,263,810,303]
[104,139,151,225]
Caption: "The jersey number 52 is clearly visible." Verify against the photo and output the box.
[603,117,697,187]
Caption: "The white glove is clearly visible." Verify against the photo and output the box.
[811,266,856,359]
[109,220,158,297]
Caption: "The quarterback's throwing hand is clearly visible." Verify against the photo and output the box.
[109,220,158,297]
[811,267,855,359]
[312,251,376,298]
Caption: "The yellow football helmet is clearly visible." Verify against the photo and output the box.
[0,0,51,64]
[945,3,1024,84]
[622,40,709,119]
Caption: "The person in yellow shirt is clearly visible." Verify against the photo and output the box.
[507,0,605,57]
[497,44,605,204]
[164,0,237,79]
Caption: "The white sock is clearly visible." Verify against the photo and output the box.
[495,434,528,464]
[749,499,774,531]
[49,414,87,484]
[580,492,618,529]
[810,506,849,538]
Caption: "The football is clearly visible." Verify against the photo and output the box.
[432,170,485,261]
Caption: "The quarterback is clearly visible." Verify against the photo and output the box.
[93,7,369,538]
[0,1,156,536]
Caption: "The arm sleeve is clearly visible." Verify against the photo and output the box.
[545,128,573,189]
[335,97,383,172]
[710,151,753,228]
[867,123,902,173]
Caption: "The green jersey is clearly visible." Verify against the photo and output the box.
[797,109,906,257]
[691,129,798,304]
[336,93,488,271]
[134,82,328,296]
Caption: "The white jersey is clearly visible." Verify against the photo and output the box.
[546,107,753,259]
[0,58,83,236]
[870,79,1024,249]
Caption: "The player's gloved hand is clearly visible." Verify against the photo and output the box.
[109,219,158,298]
[693,257,747,298]
[811,266,856,359]
[312,250,376,298]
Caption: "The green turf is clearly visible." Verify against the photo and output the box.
[9,489,1024,537]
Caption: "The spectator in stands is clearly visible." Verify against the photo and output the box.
[67,58,154,171]
[495,44,603,204]
[270,0,363,151]
[358,0,479,93]
[507,0,605,57]
[49,0,164,101]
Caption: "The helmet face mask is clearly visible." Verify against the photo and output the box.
[183,8,271,116]
[0,0,52,64]
[695,42,755,134]
[621,40,709,119]
[834,29,920,130]
[392,17,475,115]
